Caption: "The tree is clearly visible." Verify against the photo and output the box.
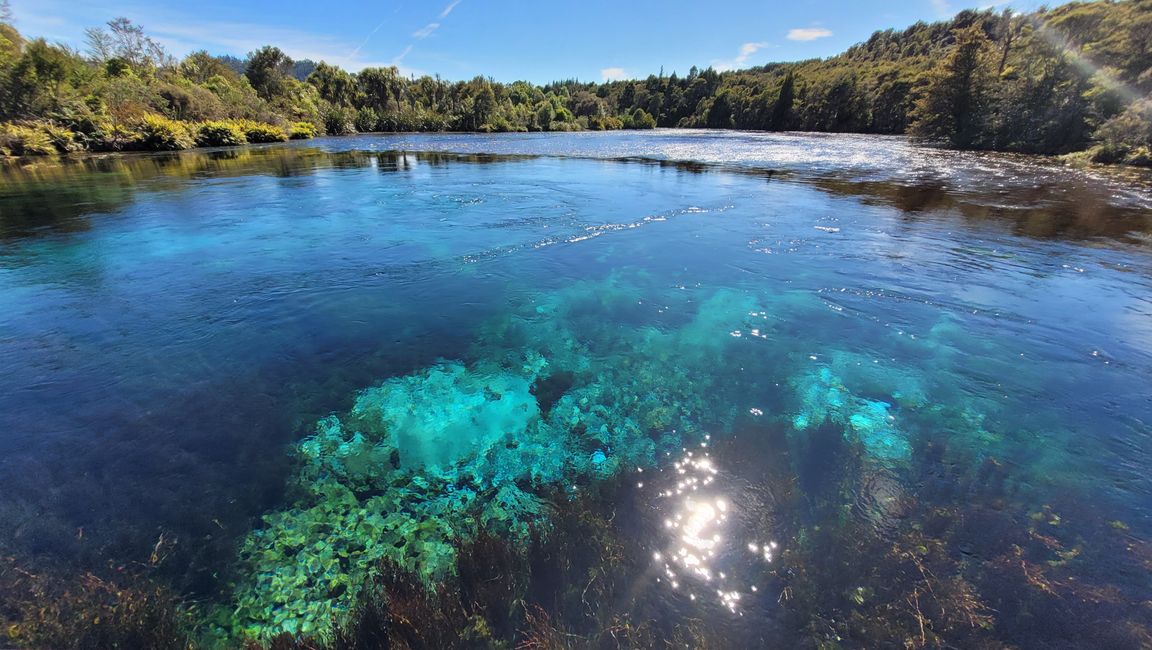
[0,0,1145,158]
[357,66,404,113]
[769,72,795,130]
[630,107,656,129]
[865,71,914,133]
[245,46,294,100]
[0,22,21,69]
[84,17,168,68]
[534,102,553,130]
[705,90,733,128]
[470,80,496,129]
[570,90,605,117]
[307,61,356,107]
[1,0,12,24]
[292,59,316,81]
[179,50,239,84]
[1,39,78,118]
[217,54,246,76]
[909,25,993,148]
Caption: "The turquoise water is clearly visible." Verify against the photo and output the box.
[1,132,1151,647]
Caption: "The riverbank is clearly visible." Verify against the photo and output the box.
[5,121,1152,173]
[0,116,315,156]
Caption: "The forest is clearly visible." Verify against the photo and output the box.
[0,0,1149,165]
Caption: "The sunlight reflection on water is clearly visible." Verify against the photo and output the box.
[648,440,777,614]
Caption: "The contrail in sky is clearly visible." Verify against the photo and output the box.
[350,1,463,62]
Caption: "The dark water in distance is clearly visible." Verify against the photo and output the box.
[1,131,1151,646]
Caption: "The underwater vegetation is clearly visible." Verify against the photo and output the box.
[2,270,1149,649]
[211,274,1150,647]
[789,365,913,465]
[227,277,755,640]
[0,554,193,649]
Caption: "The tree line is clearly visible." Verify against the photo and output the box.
[0,0,1149,164]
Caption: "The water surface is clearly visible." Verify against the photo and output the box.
[1,131,1150,647]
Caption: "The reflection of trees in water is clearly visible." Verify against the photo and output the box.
[4,146,1148,244]
[810,176,1152,242]
[0,149,535,240]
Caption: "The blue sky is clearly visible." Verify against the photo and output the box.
[11,0,1035,83]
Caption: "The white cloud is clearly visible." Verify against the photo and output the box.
[386,1,461,75]
[931,0,952,16]
[392,44,413,64]
[600,67,630,81]
[439,0,463,19]
[712,41,770,72]
[412,22,440,39]
[786,27,833,42]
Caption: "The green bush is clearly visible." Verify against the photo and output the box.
[237,120,287,143]
[417,112,449,132]
[1122,146,1152,167]
[195,120,248,147]
[1094,99,1152,150]
[158,82,228,121]
[38,122,82,152]
[1087,142,1128,164]
[587,115,624,131]
[626,108,657,129]
[88,122,138,152]
[553,106,574,123]
[355,107,380,132]
[322,106,356,136]
[1080,143,1152,168]
[130,114,195,151]
[0,123,56,156]
[288,121,318,139]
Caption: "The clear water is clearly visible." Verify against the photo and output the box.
[1,131,1151,647]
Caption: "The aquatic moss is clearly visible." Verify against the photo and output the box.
[349,361,542,474]
[790,365,912,464]
[229,280,778,641]
[229,278,1045,643]
[231,358,575,640]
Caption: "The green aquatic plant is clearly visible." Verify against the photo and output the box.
[229,277,1065,644]
[348,360,542,474]
[790,365,912,464]
[229,279,784,642]
[0,555,193,650]
[230,356,671,640]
